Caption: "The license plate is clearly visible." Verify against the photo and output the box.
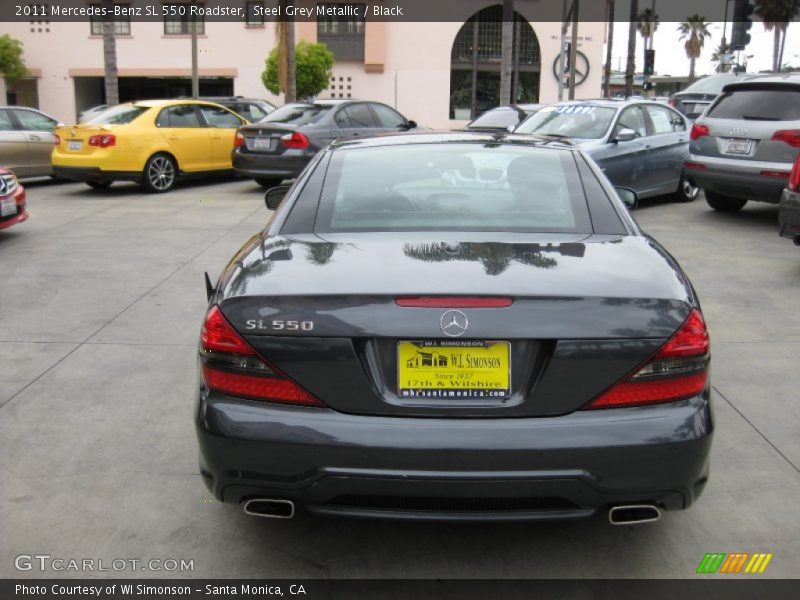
[724,139,753,155]
[397,340,511,400]
[692,104,708,114]
[0,197,16,217]
[253,137,275,151]
[68,140,82,151]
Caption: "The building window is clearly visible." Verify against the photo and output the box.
[90,4,131,36]
[164,3,205,35]
[245,1,264,26]
[317,3,365,61]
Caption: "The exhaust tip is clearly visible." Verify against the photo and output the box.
[793,236,800,247]
[243,498,295,519]
[608,504,661,526]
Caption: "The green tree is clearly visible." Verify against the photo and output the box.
[755,0,800,72]
[637,7,659,65]
[678,16,711,82]
[262,41,334,100]
[0,34,28,83]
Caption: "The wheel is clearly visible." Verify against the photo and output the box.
[142,153,177,193]
[255,177,283,189]
[673,174,700,203]
[705,190,747,212]
[85,180,112,190]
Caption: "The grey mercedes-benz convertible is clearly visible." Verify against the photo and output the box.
[195,132,713,525]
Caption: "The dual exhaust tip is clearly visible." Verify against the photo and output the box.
[243,498,295,519]
[608,504,661,526]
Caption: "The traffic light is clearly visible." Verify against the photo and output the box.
[644,49,656,76]
[731,0,754,51]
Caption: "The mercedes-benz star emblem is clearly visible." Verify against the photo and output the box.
[0,178,7,196]
[440,310,468,337]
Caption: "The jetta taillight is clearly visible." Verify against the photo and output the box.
[88,134,116,148]
[690,123,709,141]
[54,134,61,146]
[280,131,310,149]
[583,309,710,410]
[199,306,323,406]
[771,129,800,148]
[233,131,245,148]
[788,156,800,192]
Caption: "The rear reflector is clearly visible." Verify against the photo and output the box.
[760,170,789,179]
[583,309,710,410]
[684,162,707,171]
[396,296,514,308]
[199,306,323,407]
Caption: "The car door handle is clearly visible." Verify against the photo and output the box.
[168,135,179,141]
[28,135,41,141]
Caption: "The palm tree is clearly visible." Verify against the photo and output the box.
[603,0,615,98]
[678,15,711,82]
[637,7,659,55]
[625,0,639,97]
[711,41,733,73]
[755,0,800,72]
[101,0,118,106]
[275,2,296,102]
[499,0,514,105]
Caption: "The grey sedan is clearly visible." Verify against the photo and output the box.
[515,100,698,203]
[0,107,60,178]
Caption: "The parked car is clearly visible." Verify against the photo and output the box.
[232,99,418,188]
[0,167,28,231]
[778,154,800,246]
[78,104,109,123]
[686,73,800,212]
[0,106,60,178]
[669,73,755,120]
[197,132,712,523]
[52,99,247,193]
[189,96,276,123]
[516,99,698,202]
[465,104,545,133]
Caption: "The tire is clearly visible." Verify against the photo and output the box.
[673,174,700,203]
[255,177,283,189]
[85,180,112,190]
[142,153,177,193]
[705,190,747,212]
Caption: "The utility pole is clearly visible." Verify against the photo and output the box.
[191,1,199,97]
[568,0,579,100]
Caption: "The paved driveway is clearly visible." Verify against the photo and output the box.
[1,180,798,579]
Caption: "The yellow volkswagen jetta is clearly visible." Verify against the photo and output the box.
[52,99,247,193]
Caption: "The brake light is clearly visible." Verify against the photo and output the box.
[280,131,310,150]
[233,130,245,148]
[88,134,116,148]
[668,96,676,107]
[54,134,61,146]
[760,170,789,179]
[684,161,707,171]
[771,129,800,148]
[690,123,709,141]
[396,296,514,308]
[788,156,800,192]
[583,309,710,410]
[199,306,323,406]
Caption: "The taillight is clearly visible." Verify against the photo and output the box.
[668,96,676,107]
[690,123,709,141]
[771,129,800,148]
[583,309,710,410]
[760,170,789,179]
[54,134,61,146]
[396,296,514,308]
[788,156,800,192]
[233,131,245,148]
[280,131,310,149]
[88,134,116,148]
[199,306,323,407]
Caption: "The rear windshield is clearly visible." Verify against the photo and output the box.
[86,105,149,125]
[682,75,746,94]
[260,103,331,125]
[468,108,522,129]
[315,144,592,233]
[516,105,616,139]
[707,88,800,121]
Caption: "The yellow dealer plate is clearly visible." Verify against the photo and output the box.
[397,340,511,400]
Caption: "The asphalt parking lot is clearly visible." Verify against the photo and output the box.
[1,178,798,579]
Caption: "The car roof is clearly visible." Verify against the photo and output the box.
[328,131,576,150]
[127,99,230,109]
[723,72,800,88]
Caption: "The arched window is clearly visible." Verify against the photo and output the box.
[450,4,541,120]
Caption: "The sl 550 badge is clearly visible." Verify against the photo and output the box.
[245,319,314,332]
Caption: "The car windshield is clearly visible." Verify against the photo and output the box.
[468,108,522,129]
[515,105,616,139]
[86,105,149,125]
[259,103,332,124]
[316,143,591,233]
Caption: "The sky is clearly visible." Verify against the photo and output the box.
[607,20,800,76]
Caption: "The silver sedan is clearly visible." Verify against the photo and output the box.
[0,106,60,179]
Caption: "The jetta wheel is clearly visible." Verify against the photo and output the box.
[705,190,747,212]
[673,175,699,203]
[143,153,177,193]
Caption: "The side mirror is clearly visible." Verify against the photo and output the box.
[264,185,290,210]
[402,120,417,130]
[506,124,516,133]
[613,127,638,143]
[615,187,639,210]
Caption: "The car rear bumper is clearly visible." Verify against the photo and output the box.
[687,154,790,202]
[779,188,800,242]
[196,390,714,521]
[52,166,142,183]
[232,150,313,179]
